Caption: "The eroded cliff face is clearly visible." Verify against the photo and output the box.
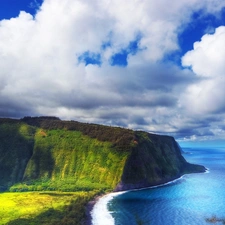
[0,118,206,192]
[115,131,206,191]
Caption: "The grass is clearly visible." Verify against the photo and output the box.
[0,191,99,225]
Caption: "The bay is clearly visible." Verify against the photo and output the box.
[104,147,225,225]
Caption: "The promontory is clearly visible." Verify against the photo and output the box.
[0,116,206,192]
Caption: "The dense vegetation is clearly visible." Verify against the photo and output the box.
[0,117,206,224]
[117,131,205,190]
[0,120,35,191]
[21,116,135,151]
[0,118,134,192]
[11,128,128,192]
[0,191,99,225]
[0,117,135,225]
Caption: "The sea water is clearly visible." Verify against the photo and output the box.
[92,147,225,225]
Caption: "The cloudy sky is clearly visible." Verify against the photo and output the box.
[1,0,225,144]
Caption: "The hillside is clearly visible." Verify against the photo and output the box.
[0,117,206,192]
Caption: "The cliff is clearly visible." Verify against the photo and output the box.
[115,131,205,191]
[0,117,206,192]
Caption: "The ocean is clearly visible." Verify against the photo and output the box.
[91,147,225,225]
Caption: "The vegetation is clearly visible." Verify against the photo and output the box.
[0,191,99,225]
[120,131,205,189]
[21,116,135,151]
[0,118,132,191]
[0,120,35,190]
[0,117,206,224]
[9,128,129,192]
[0,117,134,224]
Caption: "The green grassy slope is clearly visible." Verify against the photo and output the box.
[0,117,206,225]
[0,117,205,193]
[0,118,134,192]
[18,128,128,191]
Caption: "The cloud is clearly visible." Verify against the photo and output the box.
[181,26,225,114]
[1,0,225,141]
[182,26,225,77]
[180,25,225,137]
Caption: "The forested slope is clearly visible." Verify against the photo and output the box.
[0,117,206,192]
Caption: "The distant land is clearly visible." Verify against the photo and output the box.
[0,116,206,224]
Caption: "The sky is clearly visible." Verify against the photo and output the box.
[1,0,225,145]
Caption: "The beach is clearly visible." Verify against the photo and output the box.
[85,191,125,225]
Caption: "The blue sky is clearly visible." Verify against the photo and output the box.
[1,0,225,146]
[0,0,42,20]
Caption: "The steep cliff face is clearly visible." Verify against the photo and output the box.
[0,117,206,192]
[115,131,205,191]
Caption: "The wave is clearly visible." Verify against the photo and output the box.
[205,167,210,173]
[91,191,126,225]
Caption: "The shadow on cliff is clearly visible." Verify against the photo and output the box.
[0,121,35,191]
[23,145,55,181]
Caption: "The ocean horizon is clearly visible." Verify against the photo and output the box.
[92,147,225,225]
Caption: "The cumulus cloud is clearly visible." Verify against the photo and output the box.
[1,0,225,141]
[181,26,225,114]
[182,26,225,77]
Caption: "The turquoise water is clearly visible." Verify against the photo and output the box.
[107,147,225,225]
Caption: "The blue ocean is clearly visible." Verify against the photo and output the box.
[99,147,225,225]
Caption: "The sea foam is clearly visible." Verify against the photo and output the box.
[91,191,125,225]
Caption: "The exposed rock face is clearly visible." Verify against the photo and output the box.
[0,118,206,192]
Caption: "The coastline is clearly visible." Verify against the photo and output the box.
[85,191,126,225]
[85,194,105,225]
[84,177,183,225]
[85,169,209,225]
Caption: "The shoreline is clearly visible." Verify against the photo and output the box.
[85,177,184,225]
[85,191,126,225]
[85,169,209,225]
[85,194,105,225]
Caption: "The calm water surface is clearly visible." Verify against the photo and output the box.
[107,147,225,225]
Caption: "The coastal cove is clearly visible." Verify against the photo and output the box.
[0,117,207,224]
[1,2,225,224]
[91,147,225,225]
[90,176,186,225]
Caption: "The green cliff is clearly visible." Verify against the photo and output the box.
[0,117,206,192]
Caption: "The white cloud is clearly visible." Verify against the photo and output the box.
[1,0,225,141]
[182,26,225,77]
[181,26,225,115]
